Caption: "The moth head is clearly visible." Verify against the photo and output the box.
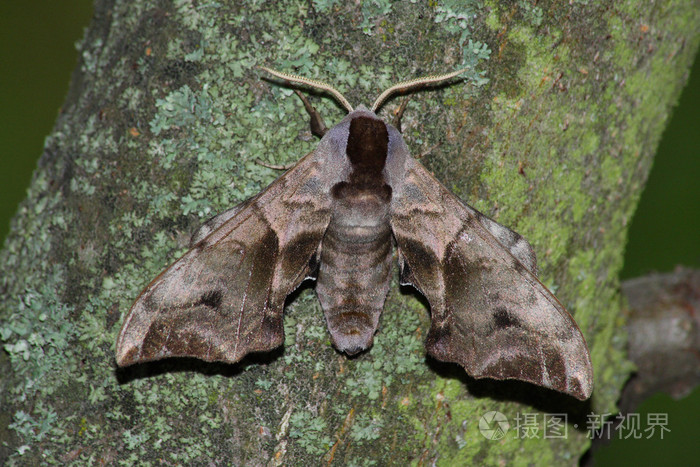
[259,66,471,179]
[330,107,391,174]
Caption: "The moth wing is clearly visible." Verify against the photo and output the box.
[390,158,593,400]
[476,212,538,275]
[116,151,332,366]
[189,198,253,246]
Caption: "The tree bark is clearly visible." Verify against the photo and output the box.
[583,267,700,465]
[620,267,700,412]
[1,1,698,464]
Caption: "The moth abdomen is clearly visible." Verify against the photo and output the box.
[316,208,393,354]
[324,305,382,355]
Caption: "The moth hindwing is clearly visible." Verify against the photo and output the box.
[116,67,593,401]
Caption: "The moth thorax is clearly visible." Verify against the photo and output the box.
[346,116,388,171]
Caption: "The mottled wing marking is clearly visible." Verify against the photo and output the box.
[390,158,592,400]
[477,214,537,275]
[116,152,332,366]
[190,198,254,246]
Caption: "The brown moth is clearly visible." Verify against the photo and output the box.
[116,67,593,400]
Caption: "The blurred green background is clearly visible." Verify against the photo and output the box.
[1,2,698,464]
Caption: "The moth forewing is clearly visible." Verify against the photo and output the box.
[115,149,334,366]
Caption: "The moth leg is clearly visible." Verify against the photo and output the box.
[294,90,327,137]
[415,141,441,160]
[392,96,411,133]
[256,159,296,171]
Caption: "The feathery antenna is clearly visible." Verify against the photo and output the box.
[259,65,471,115]
[259,66,354,113]
[371,67,470,112]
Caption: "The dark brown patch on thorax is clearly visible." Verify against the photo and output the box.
[346,116,388,172]
[332,116,391,201]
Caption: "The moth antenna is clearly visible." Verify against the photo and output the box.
[371,66,471,113]
[259,66,354,113]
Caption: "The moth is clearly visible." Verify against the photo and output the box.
[116,67,593,400]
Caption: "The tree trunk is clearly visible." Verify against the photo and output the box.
[1,0,698,464]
